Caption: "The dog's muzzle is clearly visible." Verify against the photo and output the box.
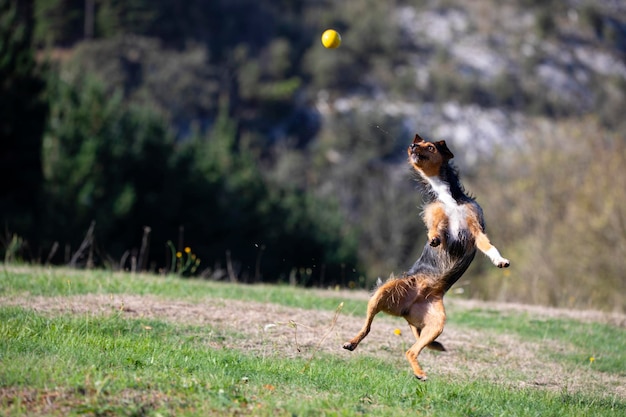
[409,148,426,162]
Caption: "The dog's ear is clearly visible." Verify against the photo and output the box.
[435,140,454,160]
[413,133,425,144]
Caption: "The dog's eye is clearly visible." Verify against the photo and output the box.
[427,145,435,152]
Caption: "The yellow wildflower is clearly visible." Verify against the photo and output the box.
[394,328,402,336]
[176,251,182,258]
[184,247,191,253]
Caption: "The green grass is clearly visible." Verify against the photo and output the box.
[1,306,624,417]
[3,266,624,373]
[448,308,626,375]
[0,267,365,314]
[1,266,626,416]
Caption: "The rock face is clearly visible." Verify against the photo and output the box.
[318,1,626,167]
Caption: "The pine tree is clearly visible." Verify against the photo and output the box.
[0,0,48,256]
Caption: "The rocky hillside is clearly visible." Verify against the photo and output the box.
[316,0,626,167]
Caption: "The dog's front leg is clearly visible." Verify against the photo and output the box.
[423,203,448,247]
[475,232,510,268]
[482,243,510,268]
[467,215,510,268]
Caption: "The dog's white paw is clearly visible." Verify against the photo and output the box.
[494,257,510,268]
[486,247,509,268]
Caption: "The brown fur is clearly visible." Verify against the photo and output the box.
[343,133,509,380]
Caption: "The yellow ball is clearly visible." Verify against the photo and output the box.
[321,29,341,49]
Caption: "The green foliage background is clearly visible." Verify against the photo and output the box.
[1,0,626,309]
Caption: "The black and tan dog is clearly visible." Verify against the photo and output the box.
[343,133,510,380]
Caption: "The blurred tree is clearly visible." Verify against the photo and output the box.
[300,111,423,283]
[42,73,176,263]
[67,36,219,135]
[95,0,155,39]
[180,100,360,284]
[23,0,626,306]
[33,0,84,46]
[466,118,626,312]
[41,74,360,283]
[0,0,48,257]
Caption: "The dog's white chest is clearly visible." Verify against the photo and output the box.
[427,177,468,240]
[444,203,468,240]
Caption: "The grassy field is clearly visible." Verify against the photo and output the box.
[1,266,625,416]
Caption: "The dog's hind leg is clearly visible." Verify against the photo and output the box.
[408,324,446,351]
[404,298,446,380]
[342,293,382,351]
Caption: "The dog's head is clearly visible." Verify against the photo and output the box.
[407,133,454,177]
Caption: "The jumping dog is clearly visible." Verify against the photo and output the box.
[343,133,510,380]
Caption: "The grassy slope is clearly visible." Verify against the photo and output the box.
[1,266,625,416]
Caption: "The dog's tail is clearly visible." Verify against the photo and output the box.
[372,273,395,292]
[427,341,446,351]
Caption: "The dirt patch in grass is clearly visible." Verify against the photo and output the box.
[2,293,625,401]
